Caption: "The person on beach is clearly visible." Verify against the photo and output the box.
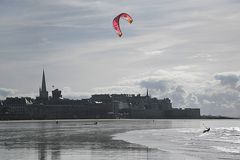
[203,127,210,133]
[202,123,210,133]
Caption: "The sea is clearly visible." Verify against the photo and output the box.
[0,119,239,160]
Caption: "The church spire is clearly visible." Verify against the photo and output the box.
[42,69,47,92]
[146,88,149,97]
[39,69,48,99]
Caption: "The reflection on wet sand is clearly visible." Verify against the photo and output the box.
[38,142,47,160]
[37,122,61,160]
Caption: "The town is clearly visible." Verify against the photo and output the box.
[0,70,200,120]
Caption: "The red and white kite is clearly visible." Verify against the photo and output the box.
[113,13,133,37]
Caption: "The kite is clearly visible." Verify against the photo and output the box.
[113,13,133,37]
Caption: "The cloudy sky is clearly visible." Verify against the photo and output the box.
[0,0,240,117]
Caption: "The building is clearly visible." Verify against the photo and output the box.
[52,89,62,100]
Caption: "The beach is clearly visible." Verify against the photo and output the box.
[0,119,239,160]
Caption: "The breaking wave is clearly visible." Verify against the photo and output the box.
[113,127,240,159]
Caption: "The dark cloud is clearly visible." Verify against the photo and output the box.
[170,86,186,107]
[214,73,240,88]
[137,73,240,117]
[199,73,240,117]
[138,79,188,108]
[197,90,240,117]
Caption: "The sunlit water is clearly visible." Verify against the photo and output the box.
[0,119,239,160]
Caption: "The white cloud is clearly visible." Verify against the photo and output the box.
[62,87,91,99]
[92,85,142,95]
[144,50,164,56]
[173,65,195,70]
[0,88,16,99]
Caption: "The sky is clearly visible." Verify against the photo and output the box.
[0,0,240,117]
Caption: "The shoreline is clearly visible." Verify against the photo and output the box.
[0,117,239,122]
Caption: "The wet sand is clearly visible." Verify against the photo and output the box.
[1,119,238,160]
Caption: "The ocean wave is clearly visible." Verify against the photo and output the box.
[212,146,240,154]
[215,127,240,132]
[195,127,240,145]
[113,127,240,154]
